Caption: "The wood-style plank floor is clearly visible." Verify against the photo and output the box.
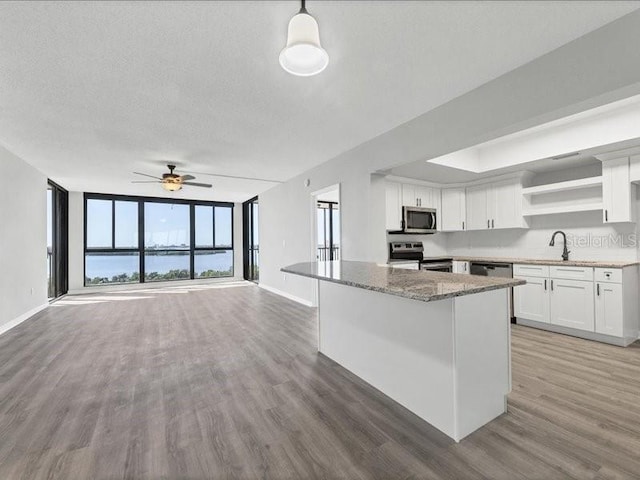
[1,282,639,479]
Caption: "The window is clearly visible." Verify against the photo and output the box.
[84,198,139,285]
[84,194,234,286]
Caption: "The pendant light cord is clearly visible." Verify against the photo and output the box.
[299,0,307,14]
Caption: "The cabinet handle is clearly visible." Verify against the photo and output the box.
[487,219,490,229]
[544,279,547,291]
[550,280,554,291]
[605,210,608,222]
[597,283,600,296]
[491,219,494,229]
[462,221,465,230]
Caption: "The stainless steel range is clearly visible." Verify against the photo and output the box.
[388,242,453,272]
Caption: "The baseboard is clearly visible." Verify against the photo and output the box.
[0,303,48,337]
[516,318,631,347]
[258,283,315,307]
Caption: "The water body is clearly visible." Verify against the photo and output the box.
[86,251,233,282]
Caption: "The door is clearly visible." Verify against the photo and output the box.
[415,186,432,208]
[595,282,623,336]
[441,188,466,231]
[602,157,632,223]
[385,181,402,230]
[492,180,519,229]
[549,279,595,331]
[47,181,68,299]
[243,196,259,282]
[513,276,549,323]
[465,184,488,230]
[402,184,417,207]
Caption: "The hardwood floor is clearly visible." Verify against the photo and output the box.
[0,282,639,479]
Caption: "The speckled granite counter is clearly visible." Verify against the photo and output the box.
[421,256,639,268]
[281,260,524,303]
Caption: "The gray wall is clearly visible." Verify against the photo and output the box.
[259,10,640,305]
[0,146,48,331]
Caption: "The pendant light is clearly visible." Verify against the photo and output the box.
[279,0,329,76]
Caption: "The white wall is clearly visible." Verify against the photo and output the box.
[0,146,48,332]
[259,11,640,305]
[68,193,244,293]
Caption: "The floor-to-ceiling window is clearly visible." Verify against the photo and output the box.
[47,181,68,298]
[84,193,234,285]
[317,201,340,261]
[243,196,259,282]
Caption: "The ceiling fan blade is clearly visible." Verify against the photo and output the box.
[182,181,212,188]
[133,172,162,180]
[131,181,162,184]
[179,174,195,181]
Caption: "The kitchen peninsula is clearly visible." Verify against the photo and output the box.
[282,260,525,441]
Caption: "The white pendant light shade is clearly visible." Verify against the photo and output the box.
[279,10,328,77]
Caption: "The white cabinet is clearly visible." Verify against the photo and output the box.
[595,282,623,336]
[492,179,525,229]
[465,184,489,230]
[549,278,595,332]
[441,188,466,231]
[513,276,549,323]
[402,184,440,208]
[452,260,469,274]
[514,263,639,345]
[601,157,635,223]
[385,181,402,230]
[465,179,526,230]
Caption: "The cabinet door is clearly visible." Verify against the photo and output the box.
[492,180,522,229]
[465,185,489,230]
[595,282,623,336]
[452,261,469,274]
[549,279,595,331]
[513,276,550,323]
[385,182,402,230]
[402,184,417,207]
[441,188,466,231]
[602,157,632,223]
[415,186,431,208]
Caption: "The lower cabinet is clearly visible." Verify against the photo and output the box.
[514,264,639,345]
[595,282,623,336]
[452,260,469,274]
[513,276,549,323]
[549,279,594,332]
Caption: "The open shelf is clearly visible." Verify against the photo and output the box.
[522,176,602,196]
[522,202,603,217]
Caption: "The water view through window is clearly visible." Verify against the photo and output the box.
[84,195,234,285]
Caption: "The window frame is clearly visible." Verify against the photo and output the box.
[84,192,234,286]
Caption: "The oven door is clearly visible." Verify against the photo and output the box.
[403,207,437,233]
[419,262,452,273]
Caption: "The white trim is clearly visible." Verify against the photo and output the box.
[258,283,314,307]
[0,303,48,337]
[385,171,532,189]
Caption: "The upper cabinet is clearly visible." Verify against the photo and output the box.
[441,188,466,231]
[385,181,402,230]
[465,179,527,230]
[402,184,439,208]
[601,156,635,223]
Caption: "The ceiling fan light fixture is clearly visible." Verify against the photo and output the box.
[161,179,182,191]
[279,1,328,77]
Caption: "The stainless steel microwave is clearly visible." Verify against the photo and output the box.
[402,206,437,234]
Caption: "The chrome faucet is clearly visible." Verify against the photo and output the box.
[549,231,570,261]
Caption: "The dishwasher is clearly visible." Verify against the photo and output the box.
[469,262,515,321]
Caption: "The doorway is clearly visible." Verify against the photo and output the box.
[314,185,340,261]
[47,181,68,299]
[243,196,259,282]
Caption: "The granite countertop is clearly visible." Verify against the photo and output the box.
[281,261,524,304]
[420,256,639,268]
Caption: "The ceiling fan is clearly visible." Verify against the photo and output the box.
[132,164,212,191]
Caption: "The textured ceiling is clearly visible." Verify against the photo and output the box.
[0,1,637,201]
